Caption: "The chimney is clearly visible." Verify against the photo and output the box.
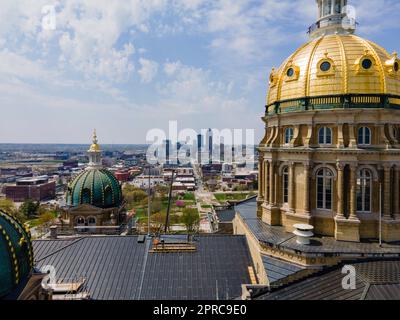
[50,225,58,239]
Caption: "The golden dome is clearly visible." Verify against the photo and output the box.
[267,34,400,106]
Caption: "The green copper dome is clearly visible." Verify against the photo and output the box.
[0,210,33,298]
[66,169,123,209]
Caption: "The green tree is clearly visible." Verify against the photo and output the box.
[0,198,16,214]
[38,211,55,227]
[181,208,200,234]
[19,199,40,219]
[151,200,162,214]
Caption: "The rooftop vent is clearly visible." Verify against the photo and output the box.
[293,224,314,245]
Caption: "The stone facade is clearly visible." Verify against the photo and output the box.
[258,109,400,242]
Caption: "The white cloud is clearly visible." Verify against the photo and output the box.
[160,61,245,115]
[138,58,159,83]
[0,0,399,144]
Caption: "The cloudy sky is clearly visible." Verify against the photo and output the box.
[0,0,399,144]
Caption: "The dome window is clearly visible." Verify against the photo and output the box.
[269,68,278,87]
[317,53,335,77]
[385,52,399,76]
[320,61,331,72]
[362,59,373,70]
[355,51,375,75]
[284,63,300,82]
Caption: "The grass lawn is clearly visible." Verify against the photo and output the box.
[214,192,255,203]
[183,193,195,201]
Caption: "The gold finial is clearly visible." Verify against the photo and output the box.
[393,52,398,58]
[92,129,98,144]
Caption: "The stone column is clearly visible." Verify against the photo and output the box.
[274,164,279,205]
[303,163,311,216]
[289,162,296,213]
[264,161,269,205]
[349,164,358,219]
[394,167,400,218]
[258,158,263,201]
[348,125,357,148]
[336,163,345,218]
[384,164,392,219]
[269,161,275,206]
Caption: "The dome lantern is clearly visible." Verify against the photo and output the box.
[87,129,102,169]
[309,0,356,38]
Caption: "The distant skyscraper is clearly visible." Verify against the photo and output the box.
[206,128,213,164]
[164,139,171,164]
[197,134,203,164]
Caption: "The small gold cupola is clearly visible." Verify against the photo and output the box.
[309,0,356,39]
[87,129,103,169]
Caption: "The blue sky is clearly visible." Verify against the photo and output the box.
[0,0,399,144]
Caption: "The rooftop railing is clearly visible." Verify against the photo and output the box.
[266,94,400,116]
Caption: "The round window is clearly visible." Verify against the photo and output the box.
[269,74,274,83]
[394,61,399,72]
[320,61,331,72]
[286,68,294,77]
[362,58,373,70]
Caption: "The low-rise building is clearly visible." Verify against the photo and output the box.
[3,176,56,202]
[114,170,131,182]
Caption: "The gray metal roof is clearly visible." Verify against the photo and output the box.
[262,255,306,286]
[217,209,236,222]
[255,259,400,300]
[33,235,253,300]
[235,200,400,257]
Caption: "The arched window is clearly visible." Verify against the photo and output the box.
[76,217,85,225]
[318,127,332,145]
[282,167,289,204]
[285,128,294,144]
[358,127,371,146]
[357,169,372,213]
[316,168,333,210]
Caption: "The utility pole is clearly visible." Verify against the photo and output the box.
[164,170,175,234]
[147,165,151,237]
[379,182,382,247]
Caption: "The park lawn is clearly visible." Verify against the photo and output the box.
[25,219,41,228]
[183,193,195,201]
[214,193,255,203]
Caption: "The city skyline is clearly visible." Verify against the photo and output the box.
[1,0,400,144]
